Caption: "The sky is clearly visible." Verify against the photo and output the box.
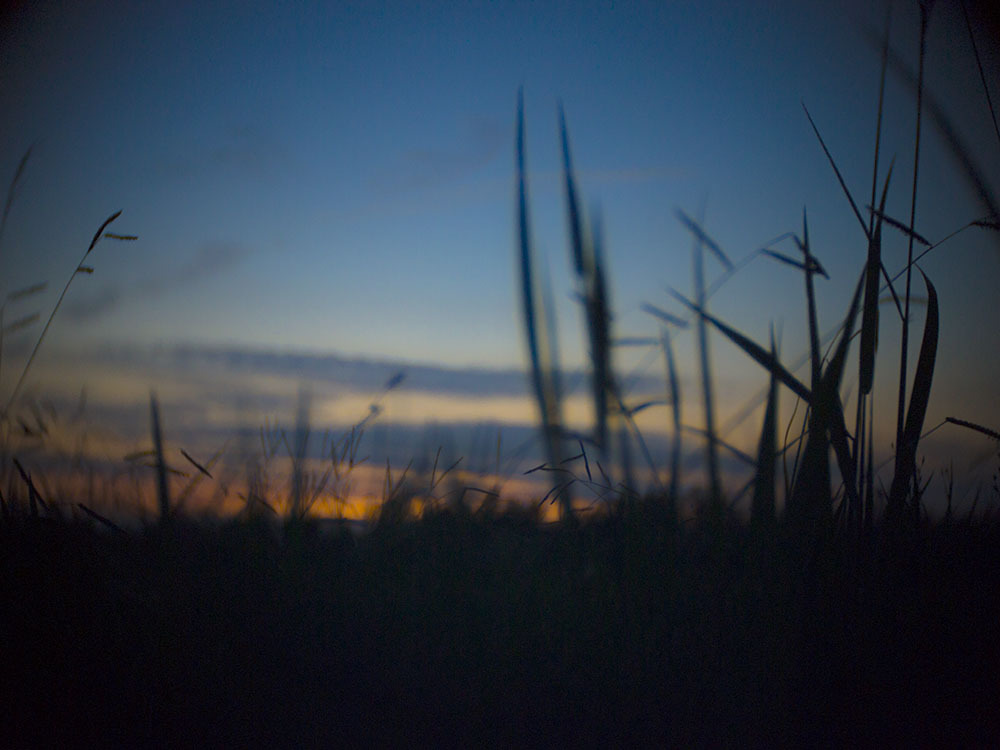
[0,0,998,514]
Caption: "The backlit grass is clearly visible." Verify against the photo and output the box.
[1,4,999,746]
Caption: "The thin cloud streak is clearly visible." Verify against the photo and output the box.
[62,242,251,323]
[68,341,665,399]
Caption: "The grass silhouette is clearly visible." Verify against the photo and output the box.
[1,5,1000,746]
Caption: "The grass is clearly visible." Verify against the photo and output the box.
[1,2,999,745]
[514,4,997,538]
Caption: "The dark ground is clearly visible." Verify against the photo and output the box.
[2,503,998,747]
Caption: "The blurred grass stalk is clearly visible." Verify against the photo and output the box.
[516,89,569,520]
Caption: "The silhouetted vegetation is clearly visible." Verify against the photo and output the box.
[1,503,999,746]
[2,2,999,746]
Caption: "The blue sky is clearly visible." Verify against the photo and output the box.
[1,0,998,507]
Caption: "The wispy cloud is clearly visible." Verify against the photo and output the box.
[63,242,250,323]
[150,125,288,182]
[368,113,508,196]
[76,341,663,399]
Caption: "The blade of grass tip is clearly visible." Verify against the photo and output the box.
[888,268,938,523]
[0,146,33,252]
[4,211,126,417]
[944,417,1000,442]
[13,458,39,517]
[661,329,682,507]
[177,442,227,507]
[676,209,733,271]
[87,211,122,255]
[867,206,930,247]
[559,101,588,278]
[642,303,689,328]
[180,448,213,479]
[150,393,170,523]
[578,439,592,483]
[669,288,812,404]
[761,248,829,279]
[751,326,778,527]
[802,103,870,240]
[861,163,895,396]
[77,503,124,533]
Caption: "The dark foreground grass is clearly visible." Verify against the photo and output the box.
[2,503,998,747]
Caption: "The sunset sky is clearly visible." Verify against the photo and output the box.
[1,0,997,511]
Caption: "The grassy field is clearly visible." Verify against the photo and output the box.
[1,502,998,746]
[2,5,1000,746]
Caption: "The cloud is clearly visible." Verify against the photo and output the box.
[81,341,664,399]
[63,242,250,323]
[151,125,287,182]
[368,113,508,196]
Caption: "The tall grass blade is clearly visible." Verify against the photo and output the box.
[866,206,929,247]
[13,458,40,517]
[761,248,828,278]
[690,214,721,512]
[150,392,170,524]
[864,397,875,533]
[4,211,129,417]
[788,273,864,528]
[895,2,931,459]
[676,209,733,271]
[669,289,812,404]
[751,327,778,527]
[289,388,311,519]
[589,207,612,456]
[802,103,869,239]
[887,269,938,523]
[797,209,821,393]
[559,102,587,278]
[77,503,124,533]
[860,164,894,395]
[515,90,567,519]
[944,417,1000,442]
[661,329,682,510]
[559,106,613,458]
